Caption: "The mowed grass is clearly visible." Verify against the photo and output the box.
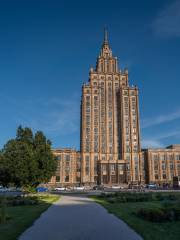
[0,194,60,240]
[92,192,180,240]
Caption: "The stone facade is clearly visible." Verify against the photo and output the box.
[80,30,143,185]
[49,149,81,187]
[143,145,180,185]
[48,31,180,187]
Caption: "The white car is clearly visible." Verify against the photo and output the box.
[73,186,85,191]
[54,187,66,191]
[0,186,8,192]
[111,185,124,189]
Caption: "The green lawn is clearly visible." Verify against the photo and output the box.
[92,193,180,240]
[0,194,60,240]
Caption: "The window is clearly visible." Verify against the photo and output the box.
[65,155,70,161]
[85,156,90,175]
[118,164,124,171]
[65,176,69,182]
[66,160,70,167]
[124,102,128,107]
[126,164,130,170]
[56,176,60,182]
[162,163,166,170]
[76,161,81,172]
[134,156,138,162]
[111,164,115,172]
[134,164,138,171]
[168,154,173,160]
[133,145,138,152]
[170,162,174,170]
[125,127,129,134]
[76,176,81,182]
[132,97,136,102]
[175,154,180,160]
[102,164,107,172]
[160,155,166,161]
[94,156,98,174]
[163,174,166,179]
[56,161,60,168]
[153,155,158,161]
[126,146,130,152]
[125,108,129,115]
[102,156,106,161]
[133,128,136,133]
[155,174,159,180]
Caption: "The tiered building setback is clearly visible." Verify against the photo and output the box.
[80,30,143,185]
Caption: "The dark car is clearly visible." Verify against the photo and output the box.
[93,185,104,190]
[36,187,48,192]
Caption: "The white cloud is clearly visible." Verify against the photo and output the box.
[142,129,180,149]
[2,94,80,137]
[156,129,180,140]
[141,108,180,128]
[141,139,164,148]
[152,0,180,37]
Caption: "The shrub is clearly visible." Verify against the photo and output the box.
[2,196,39,207]
[167,194,177,201]
[0,197,7,223]
[23,186,36,193]
[137,202,180,222]
[137,208,166,222]
[173,206,180,220]
[107,198,116,204]
[114,193,153,203]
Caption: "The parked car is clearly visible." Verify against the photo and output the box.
[111,185,124,189]
[93,185,104,190]
[73,186,85,191]
[36,187,48,192]
[0,186,9,192]
[54,187,66,191]
[146,184,157,189]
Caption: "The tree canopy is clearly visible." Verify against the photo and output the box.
[0,126,57,187]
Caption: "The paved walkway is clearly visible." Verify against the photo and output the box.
[19,195,142,240]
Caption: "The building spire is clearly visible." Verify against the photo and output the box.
[104,27,108,44]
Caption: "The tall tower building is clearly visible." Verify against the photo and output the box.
[80,30,143,185]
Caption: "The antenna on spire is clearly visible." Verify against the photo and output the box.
[104,26,108,44]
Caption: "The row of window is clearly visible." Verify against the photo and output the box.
[152,154,180,161]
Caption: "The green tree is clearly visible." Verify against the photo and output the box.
[33,131,57,185]
[0,126,57,187]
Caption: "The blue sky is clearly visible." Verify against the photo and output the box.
[0,0,180,149]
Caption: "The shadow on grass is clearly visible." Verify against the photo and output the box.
[0,194,59,240]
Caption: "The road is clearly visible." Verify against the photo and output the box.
[19,194,142,240]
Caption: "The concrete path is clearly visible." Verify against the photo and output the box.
[19,195,142,240]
